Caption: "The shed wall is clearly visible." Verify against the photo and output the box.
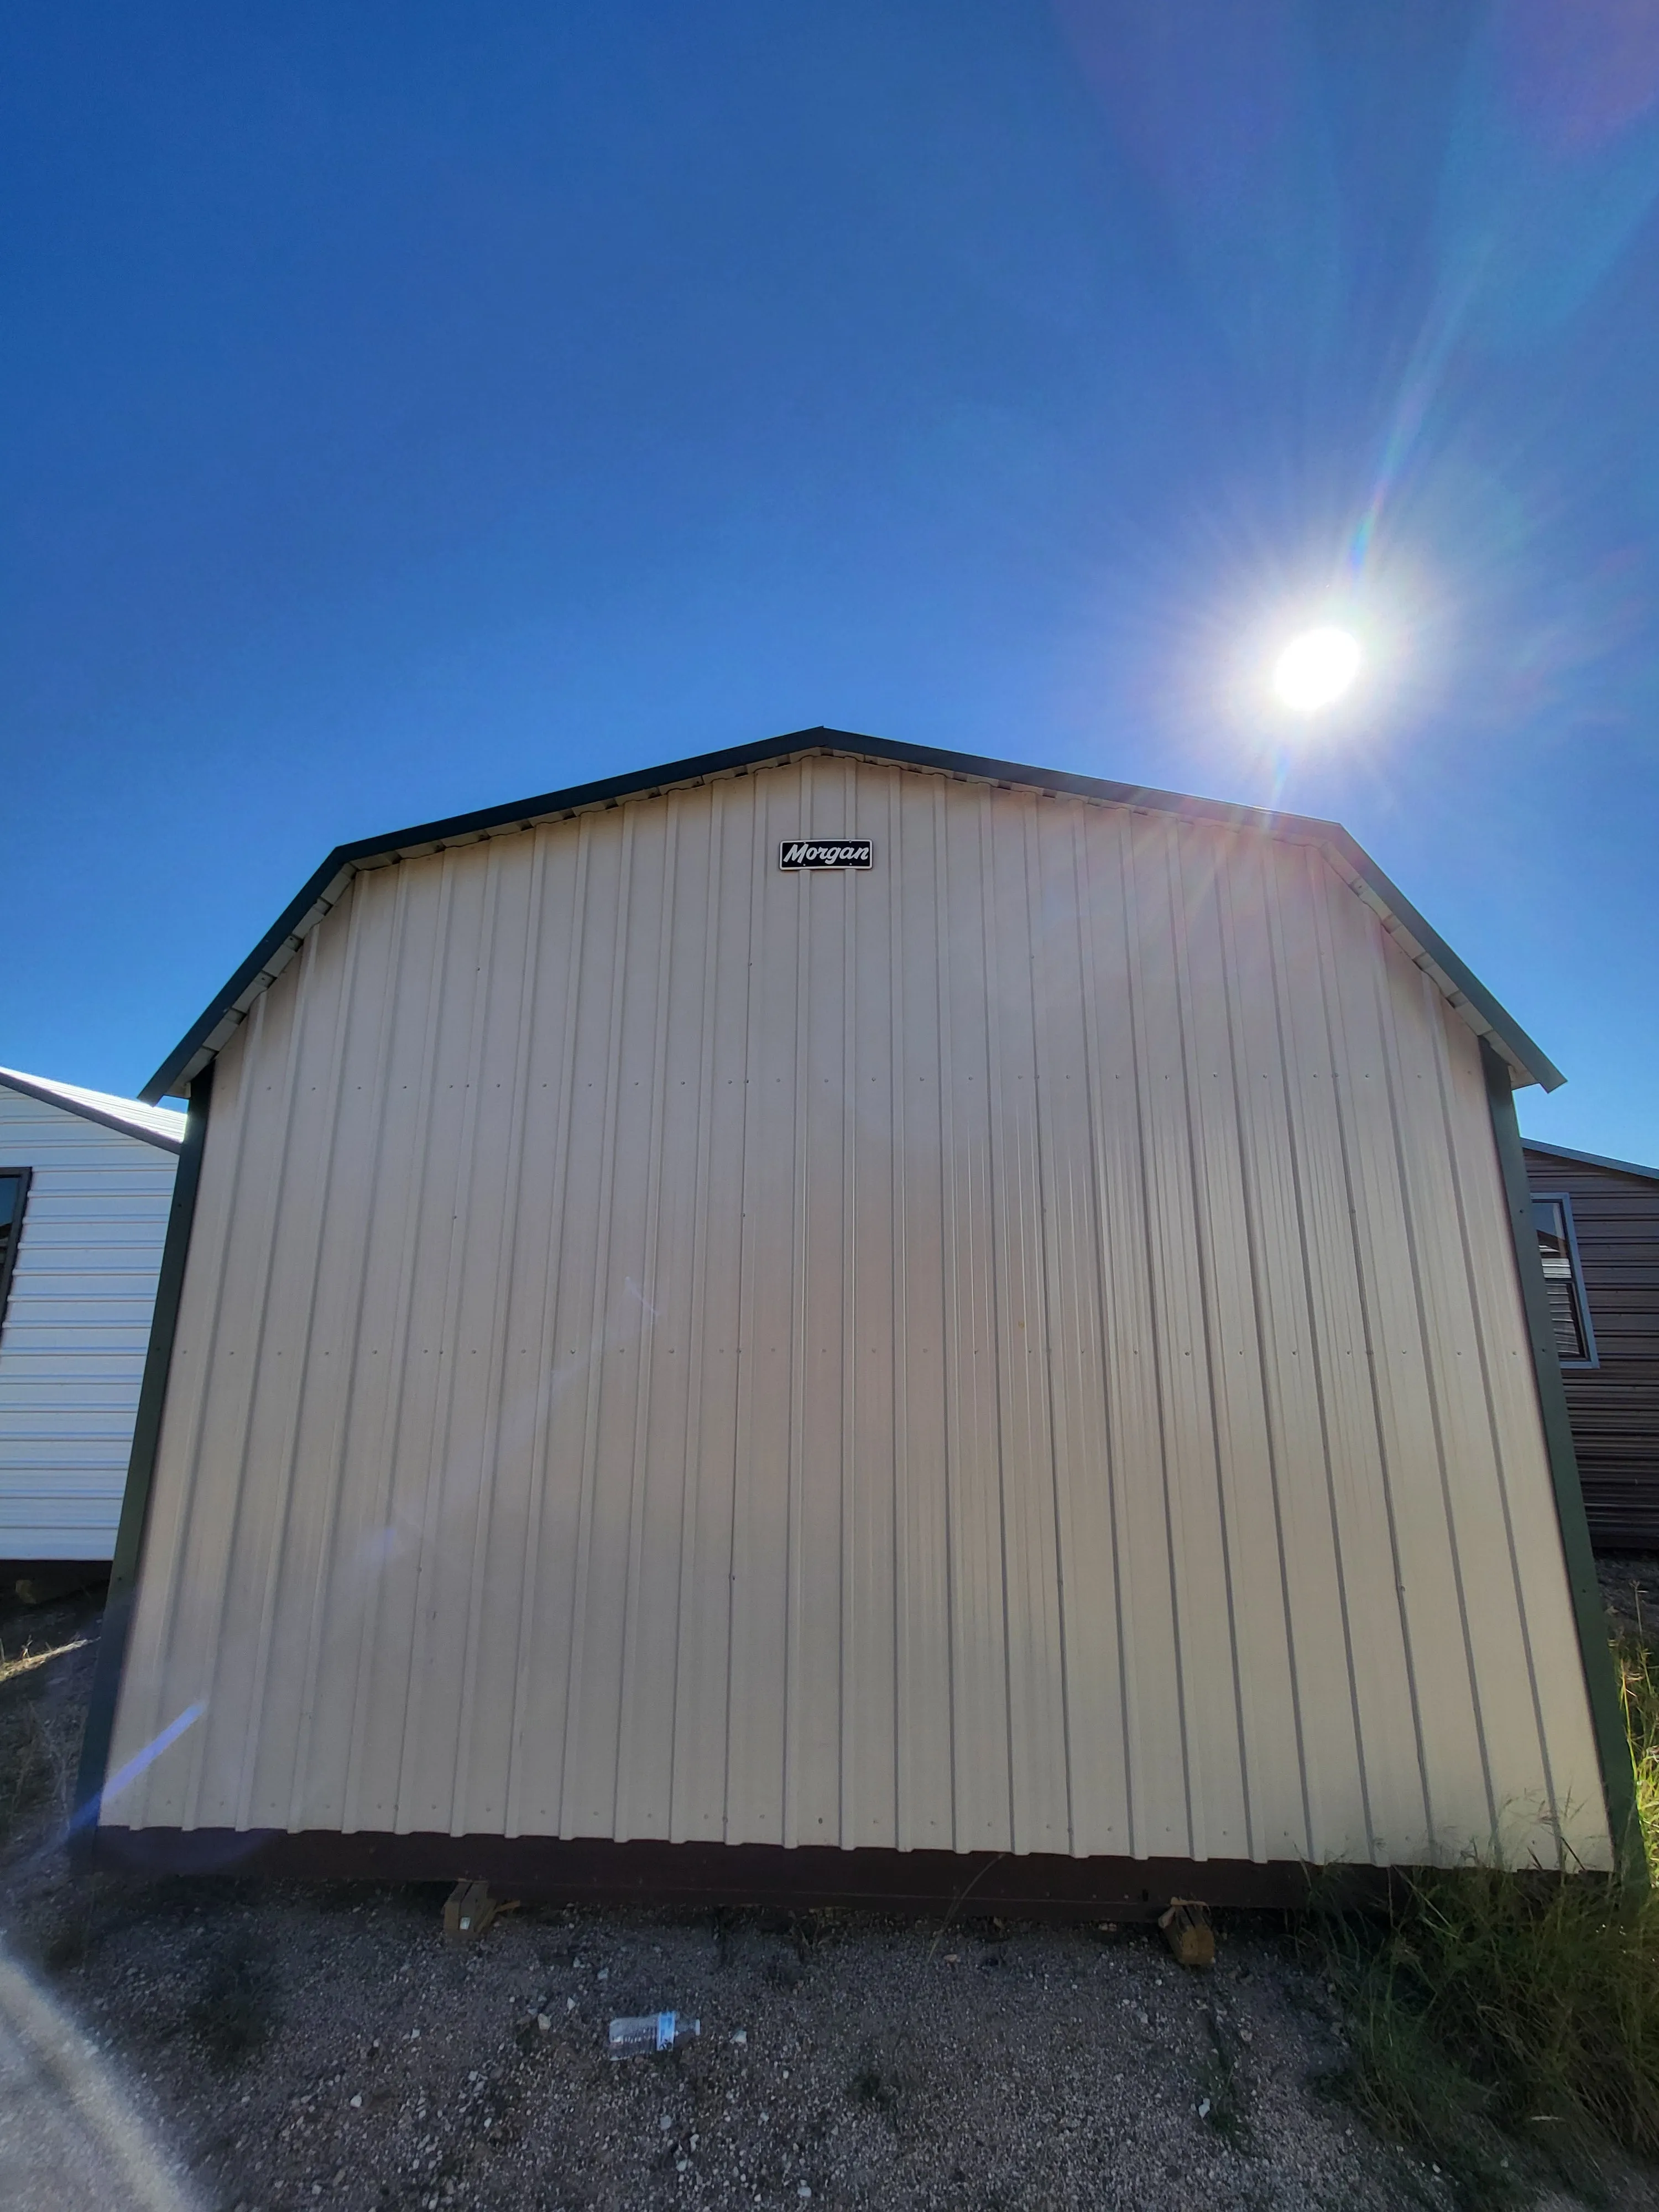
[0,1089,178,1560]
[104,759,1609,1867]
[1523,1149,1659,1552]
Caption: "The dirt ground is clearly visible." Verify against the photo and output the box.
[0,1578,1650,2212]
[1597,1554,1659,1646]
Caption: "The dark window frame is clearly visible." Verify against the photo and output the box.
[1531,1188,1599,1370]
[0,1165,32,1345]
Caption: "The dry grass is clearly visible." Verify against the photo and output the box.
[0,1634,88,1688]
[1314,1629,1659,2208]
[0,1623,91,1846]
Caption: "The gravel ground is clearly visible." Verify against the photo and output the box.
[1598,1555,1659,1645]
[1,1579,1652,2212]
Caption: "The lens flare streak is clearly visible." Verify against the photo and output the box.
[70,1700,206,1833]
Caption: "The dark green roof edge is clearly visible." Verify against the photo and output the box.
[141,726,1564,1101]
[1521,1138,1659,1185]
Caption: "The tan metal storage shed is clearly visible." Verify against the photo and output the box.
[79,732,1636,1908]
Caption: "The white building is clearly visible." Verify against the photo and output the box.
[80,732,1636,1907]
[0,1069,185,1564]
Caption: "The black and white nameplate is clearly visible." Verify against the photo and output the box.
[779,838,873,870]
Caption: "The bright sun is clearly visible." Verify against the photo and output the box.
[1272,625,1361,712]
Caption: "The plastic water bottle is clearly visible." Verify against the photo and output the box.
[608,2011,701,2058]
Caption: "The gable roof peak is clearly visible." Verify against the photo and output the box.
[138,729,1563,1103]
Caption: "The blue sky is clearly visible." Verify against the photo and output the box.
[4,1,1657,1155]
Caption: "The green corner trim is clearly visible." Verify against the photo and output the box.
[72,1063,215,1848]
[1482,1041,1645,1890]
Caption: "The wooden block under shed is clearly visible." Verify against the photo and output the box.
[444,1880,498,1942]
[1159,1898,1215,1968]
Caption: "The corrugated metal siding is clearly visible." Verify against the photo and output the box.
[105,759,1609,1867]
[1523,1149,1659,1552]
[0,1089,179,1559]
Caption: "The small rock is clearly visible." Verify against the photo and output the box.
[731,2028,747,2045]
[536,2014,551,2032]
[598,1968,609,1981]
[799,2188,812,2201]
[660,2115,674,2131]
[349,2094,363,2109]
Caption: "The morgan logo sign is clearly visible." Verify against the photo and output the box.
[779,839,873,870]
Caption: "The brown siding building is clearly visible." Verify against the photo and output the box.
[1524,1141,1659,1554]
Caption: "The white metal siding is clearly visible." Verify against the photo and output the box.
[0,1091,179,1560]
[105,759,1610,1867]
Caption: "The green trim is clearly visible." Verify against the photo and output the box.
[71,1063,214,1848]
[1483,1042,1645,1890]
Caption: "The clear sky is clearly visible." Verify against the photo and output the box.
[4,1,1657,1156]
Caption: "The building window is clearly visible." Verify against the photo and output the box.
[1532,1193,1597,1368]
[0,1167,29,1340]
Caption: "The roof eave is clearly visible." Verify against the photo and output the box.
[1521,1138,1659,1184]
[0,1069,185,1153]
[141,728,1564,1101]
[1313,834,1564,1093]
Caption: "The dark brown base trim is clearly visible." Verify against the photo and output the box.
[87,1828,1382,1919]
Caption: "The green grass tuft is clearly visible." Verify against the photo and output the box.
[1619,1628,1659,1877]
[1312,1631,1659,2206]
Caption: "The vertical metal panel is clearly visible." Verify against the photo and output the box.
[105,760,1611,1869]
[0,1090,180,1561]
